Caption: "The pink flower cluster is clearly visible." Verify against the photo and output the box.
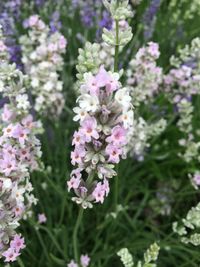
[2,235,25,262]
[68,66,133,208]
[68,254,90,267]
[0,34,42,262]
[127,42,162,105]
[20,15,67,117]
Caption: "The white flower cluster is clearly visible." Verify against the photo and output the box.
[0,29,42,262]
[20,15,67,118]
[173,202,200,246]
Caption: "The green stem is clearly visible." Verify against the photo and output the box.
[114,18,119,72]
[113,1,120,209]
[114,166,119,211]
[73,207,84,264]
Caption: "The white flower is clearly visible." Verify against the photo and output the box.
[31,78,39,88]
[12,185,26,204]
[73,107,88,122]
[78,94,99,113]
[121,110,134,129]
[2,178,12,190]
[115,88,132,110]
[16,94,29,111]
[43,81,54,92]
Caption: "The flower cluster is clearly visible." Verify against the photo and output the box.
[102,0,133,47]
[117,243,160,267]
[68,254,90,267]
[0,1,23,69]
[173,202,200,246]
[143,0,162,41]
[127,42,163,106]
[126,42,166,158]
[20,15,67,117]
[68,66,133,208]
[49,11,62,33]
[0,30,42,262]
[72,0,112,36]
[164,38,200,185]
[127,117,166,159]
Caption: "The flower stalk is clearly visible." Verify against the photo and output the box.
[73,207,84,264]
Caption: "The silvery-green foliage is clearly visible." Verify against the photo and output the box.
[173,203,200,246]
[117,243,160,267]
[102,25,133,47]
[144,243,160,265]
[131,0,142,5]
[177,98,200,163]
[76,42,102,85]
[170,38,200,68]
[102,0,133,47]
[177,98,193,134]
[103,0,133,20]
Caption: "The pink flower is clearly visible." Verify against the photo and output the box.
[58,36,67,50]
[193,173,200,186]
[19,148,31,160]
[96,66,120,93]
[0,153,16,176]
[2,105,15,122]
[105,144,122,163]
[10,234,26,253]
[92,182,106,203]
[21,115,34,129]
[71,146,86,166]
[14,205,25,217]
[48,43,58,52]
[28,15,39,27]
[67,176,81,191]
[68,260,78,267]
[0,40,7,52]
[148,42,160,58]
[102,179,110,197]
[72,131,86,146]
[3,124,14,137]
[82,74,100,95]
[2,144,16,157]
[2,247,20,262]
[80,117,99,142]
[38,213,47,224]
[12,124,30,145]
[106,126,127,145]
[95,66,110,88]
[80,254,90,267]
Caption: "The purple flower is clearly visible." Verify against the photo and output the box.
[50,11,62,33]
[143,0,161,40]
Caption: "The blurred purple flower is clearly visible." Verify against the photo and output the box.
[50,11,62,33]
[143,0,161,40]
[0,2,23,69]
